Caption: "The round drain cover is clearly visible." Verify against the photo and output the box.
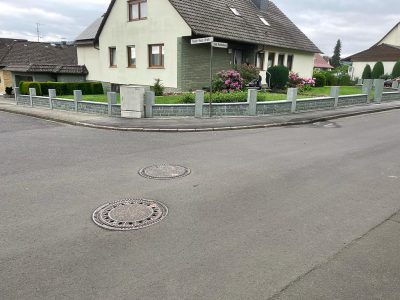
[92,198,168,231]
[139,164,191,180]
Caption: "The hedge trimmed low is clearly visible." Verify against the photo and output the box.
[19,81,103,96]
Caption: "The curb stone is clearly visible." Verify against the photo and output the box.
[1,103,400,133]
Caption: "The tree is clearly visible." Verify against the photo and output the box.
[362,64,372,79]
[331,39,342,68]
[372,61,384,79]
[392,60,400,78]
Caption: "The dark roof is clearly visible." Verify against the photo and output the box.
[75,17,104,44]
[0,38,27,66]
[76,0,320,53]
[0,41,78,66]
[343,43,400,62]
[3,63,88,75]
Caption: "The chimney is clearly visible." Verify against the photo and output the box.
[251,0,268,12]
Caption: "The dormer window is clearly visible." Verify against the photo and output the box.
[129,0,147,21]
[259,16,270,26]
[229,7,241,16]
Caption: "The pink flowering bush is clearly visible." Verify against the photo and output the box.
[288,72,316,92]
[212,70,244,92]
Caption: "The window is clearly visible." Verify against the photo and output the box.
[287,55,294,71]
[233,49,243,65]
[267,52,275,68]
[259,16,270,26]
[109,47,117,67]
[129,0,147,21]
[278,54,285,66]
[148,44,164,68]
[256,52,265,70]
[229,7,241,16]
[127,46,136,67]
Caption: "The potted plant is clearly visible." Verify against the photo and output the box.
[5,86,13,98]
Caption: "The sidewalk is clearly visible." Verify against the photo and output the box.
[1,97,400,132]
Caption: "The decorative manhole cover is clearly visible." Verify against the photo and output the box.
[138,164,191,180]
[311,121,341,128]
[92,198,168,231]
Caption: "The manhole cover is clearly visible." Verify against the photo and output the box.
[92,198,168,231]
[139,164,191,180]
[311,121,341,128]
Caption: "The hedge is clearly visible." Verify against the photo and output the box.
[19,81,103,96]
[372,62,384,79]
[267,65,289,90]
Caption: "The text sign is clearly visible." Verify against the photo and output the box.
[191,37,214,45]
[212,42,228,49]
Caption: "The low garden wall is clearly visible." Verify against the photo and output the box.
[14,80,400,119]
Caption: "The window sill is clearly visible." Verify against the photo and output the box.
[109,66,117,68]
[129,18,147,22]
[127,66,136,68]
[148,67,165,69]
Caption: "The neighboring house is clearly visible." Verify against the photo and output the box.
[0,39,88,94]
[314,53,333,71]
[75,0,320,92]
[344,22,400,79]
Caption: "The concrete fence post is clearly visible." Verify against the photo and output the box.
[330,86,340,108]
[392,81,399,90]
[73,90,82,112]
[29,88,36,107]
[195,90,205,118]
[145,91,155,118]
[357,78,363,85]
[373,79,384,104]
[248,88,258,116]
[14,87,20,103]
[362,79,373,103]
[288,88,298,113]
[48,89,56,110]
[107,92,117,116]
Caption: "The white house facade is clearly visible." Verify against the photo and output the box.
[76,0,320,92]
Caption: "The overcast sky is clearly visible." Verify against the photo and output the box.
[0,0,399,57]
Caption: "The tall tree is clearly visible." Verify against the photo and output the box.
[331,39,342,68]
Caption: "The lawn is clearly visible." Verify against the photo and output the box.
[57,86,365,104]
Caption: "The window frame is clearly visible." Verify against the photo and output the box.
[148,44,165,68]
[256,51,265,70]
[267,52,275,68]
[127,45,136,68]
[128,0,148,21]
[278,54,285,66]
[109,47,117,67]
[287,54,294,71]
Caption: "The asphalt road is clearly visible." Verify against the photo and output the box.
[1,111,399,299]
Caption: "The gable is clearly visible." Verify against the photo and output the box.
[345,44,400,62]
[376,22,400,47]
[77,0,320,53]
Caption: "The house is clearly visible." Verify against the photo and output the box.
[0,39,88,94]
[75,0,320,92]
[314,53,333,71]
[344,22,400,79]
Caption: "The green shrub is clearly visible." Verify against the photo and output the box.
[235,64,259,85]
[91,82,104,94]
[392,60,400,78]
[372,61,384,79]
[151,78,165,96]
[379,73,391,80]
[362,64,372,79]
[181,93,195,103]
[313,72,326,87]
[337,74,351,86]
[19,82,43,96]
[18,81,103,96]
[267,65,289,90]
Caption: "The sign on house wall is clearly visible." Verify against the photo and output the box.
[211,42,228,49]
[191,37,214,45]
